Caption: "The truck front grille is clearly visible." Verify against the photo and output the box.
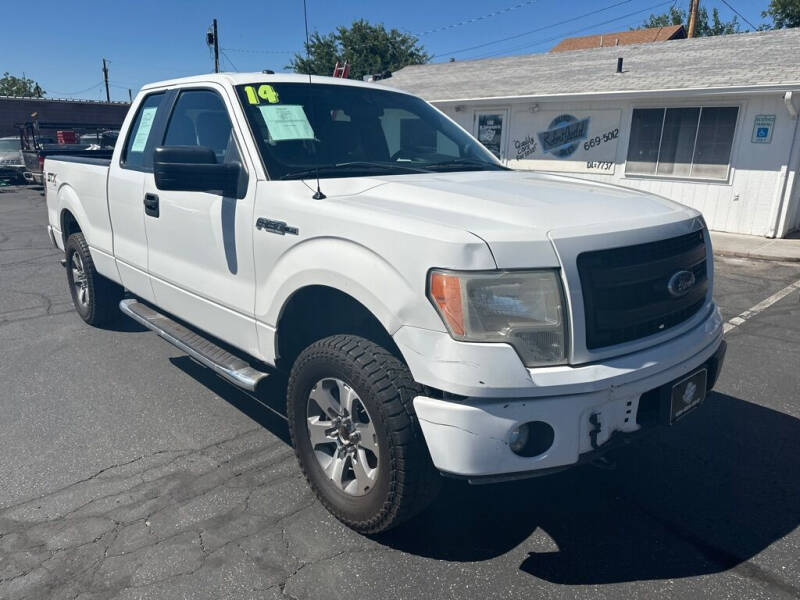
[577,230,708,350]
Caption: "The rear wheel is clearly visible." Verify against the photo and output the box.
[65,232,122,326]
[287,335,440,534]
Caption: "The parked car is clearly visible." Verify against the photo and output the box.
[0,136,26,183]
[44,73,726,533]
[20,122,122,184]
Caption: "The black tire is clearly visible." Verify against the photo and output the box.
[287,335,441,534]
[65,232,123,326]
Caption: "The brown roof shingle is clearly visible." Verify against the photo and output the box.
[549,25,686,53]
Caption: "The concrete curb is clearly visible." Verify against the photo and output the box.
[713,249,800,263]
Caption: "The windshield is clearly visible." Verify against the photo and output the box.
[235,83,505,180]
[0,139,20,152]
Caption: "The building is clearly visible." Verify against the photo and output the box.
[0,96,130,138]
[386,28,800,238]
[549,25,685,52]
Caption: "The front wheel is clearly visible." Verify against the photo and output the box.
[287,335,440,534]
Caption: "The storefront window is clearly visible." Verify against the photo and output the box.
[626,106,738,180]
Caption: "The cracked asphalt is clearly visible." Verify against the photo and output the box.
[2,185,800,599]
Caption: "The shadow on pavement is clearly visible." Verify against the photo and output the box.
[154,355,800,587]
[379,392,800,586]
[169,355,291,445]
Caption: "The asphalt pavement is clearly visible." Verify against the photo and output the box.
[2,185,799,600]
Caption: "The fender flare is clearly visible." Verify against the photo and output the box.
[57,183,90,245]
[258,237,445,354]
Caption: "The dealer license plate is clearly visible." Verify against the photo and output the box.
[669,369,707,424]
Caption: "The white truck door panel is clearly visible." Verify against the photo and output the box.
[143,86,259,357]
[108,91,168,303]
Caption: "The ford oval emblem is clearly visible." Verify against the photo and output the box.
[667,270,696,298]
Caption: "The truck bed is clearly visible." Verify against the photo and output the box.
[24,148,113,183]
[45,155,114,272]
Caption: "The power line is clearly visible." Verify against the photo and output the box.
[221,47,296,54]
[220,49,239,71]
[414,0,542,36]
[47,82,104,96]
[718,0,758,30]
[471,0,674,59]
[433,0,634,58]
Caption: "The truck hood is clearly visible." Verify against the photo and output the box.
[331,170,700,268]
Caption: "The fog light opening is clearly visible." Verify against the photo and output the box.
[508,421,555,457]
[508,424,530,453]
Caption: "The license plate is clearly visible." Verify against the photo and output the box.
[669,369,707,424]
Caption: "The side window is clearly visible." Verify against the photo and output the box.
[122,92,165,170]
[163,90,236,164]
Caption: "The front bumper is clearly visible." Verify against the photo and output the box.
[412,306,725,481]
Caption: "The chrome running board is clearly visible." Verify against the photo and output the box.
[119,299,268,391]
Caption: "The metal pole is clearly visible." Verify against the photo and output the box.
[213,19,219,73]
[687,0,698,38]
[102,58,110,102]
[128,88,132,102]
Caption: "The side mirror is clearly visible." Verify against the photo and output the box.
[153,146,245,198]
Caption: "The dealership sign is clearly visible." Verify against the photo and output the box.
[509,109,622,175]
[538,114,591,157]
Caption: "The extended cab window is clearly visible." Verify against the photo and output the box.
[122,92,164,170]
[235,82,504,180]
[163,89,238,164]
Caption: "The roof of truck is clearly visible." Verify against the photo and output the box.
[141,72,409,95]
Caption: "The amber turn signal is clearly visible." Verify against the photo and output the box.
[429,271,465,336]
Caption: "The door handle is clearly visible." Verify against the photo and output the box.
[144,193,159,218]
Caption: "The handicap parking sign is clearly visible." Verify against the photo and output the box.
[752,115,775,144]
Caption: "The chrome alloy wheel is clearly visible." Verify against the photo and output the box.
[70,251,89,308]
[306,378,379,496]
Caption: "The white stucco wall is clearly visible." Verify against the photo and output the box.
[439,93,800,237]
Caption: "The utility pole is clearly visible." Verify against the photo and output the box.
[212,19,220,73]
[687,0,699,38]
[102,58,110,102]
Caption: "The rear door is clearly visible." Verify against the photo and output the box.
[108,91,169,302]
[142,85,260,356]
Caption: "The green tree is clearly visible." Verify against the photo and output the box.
[289,20,430,80]
[0,72,45,97]
[762,0,800,28]
[638,6,739,36]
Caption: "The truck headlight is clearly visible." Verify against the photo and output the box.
[428,269,568,367]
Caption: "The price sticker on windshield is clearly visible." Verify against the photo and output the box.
[244,84,279,105]
[258,104,314,141]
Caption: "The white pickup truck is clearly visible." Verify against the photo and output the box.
[45,73,726,533]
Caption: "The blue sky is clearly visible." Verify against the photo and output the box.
[1,0,770,102]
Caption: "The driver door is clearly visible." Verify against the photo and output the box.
[143,85,259,356]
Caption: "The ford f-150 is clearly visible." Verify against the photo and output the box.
[44,73,726,533]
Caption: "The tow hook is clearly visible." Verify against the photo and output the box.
[589,412,602,449]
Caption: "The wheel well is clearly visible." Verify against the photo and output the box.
[60,210,81,243]
[275,286,402,371]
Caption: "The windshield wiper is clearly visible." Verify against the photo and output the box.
[426,158,510,171]
[280,161,430,180]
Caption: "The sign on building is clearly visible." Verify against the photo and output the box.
[751,114,775,144]
[508,109,622,174]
